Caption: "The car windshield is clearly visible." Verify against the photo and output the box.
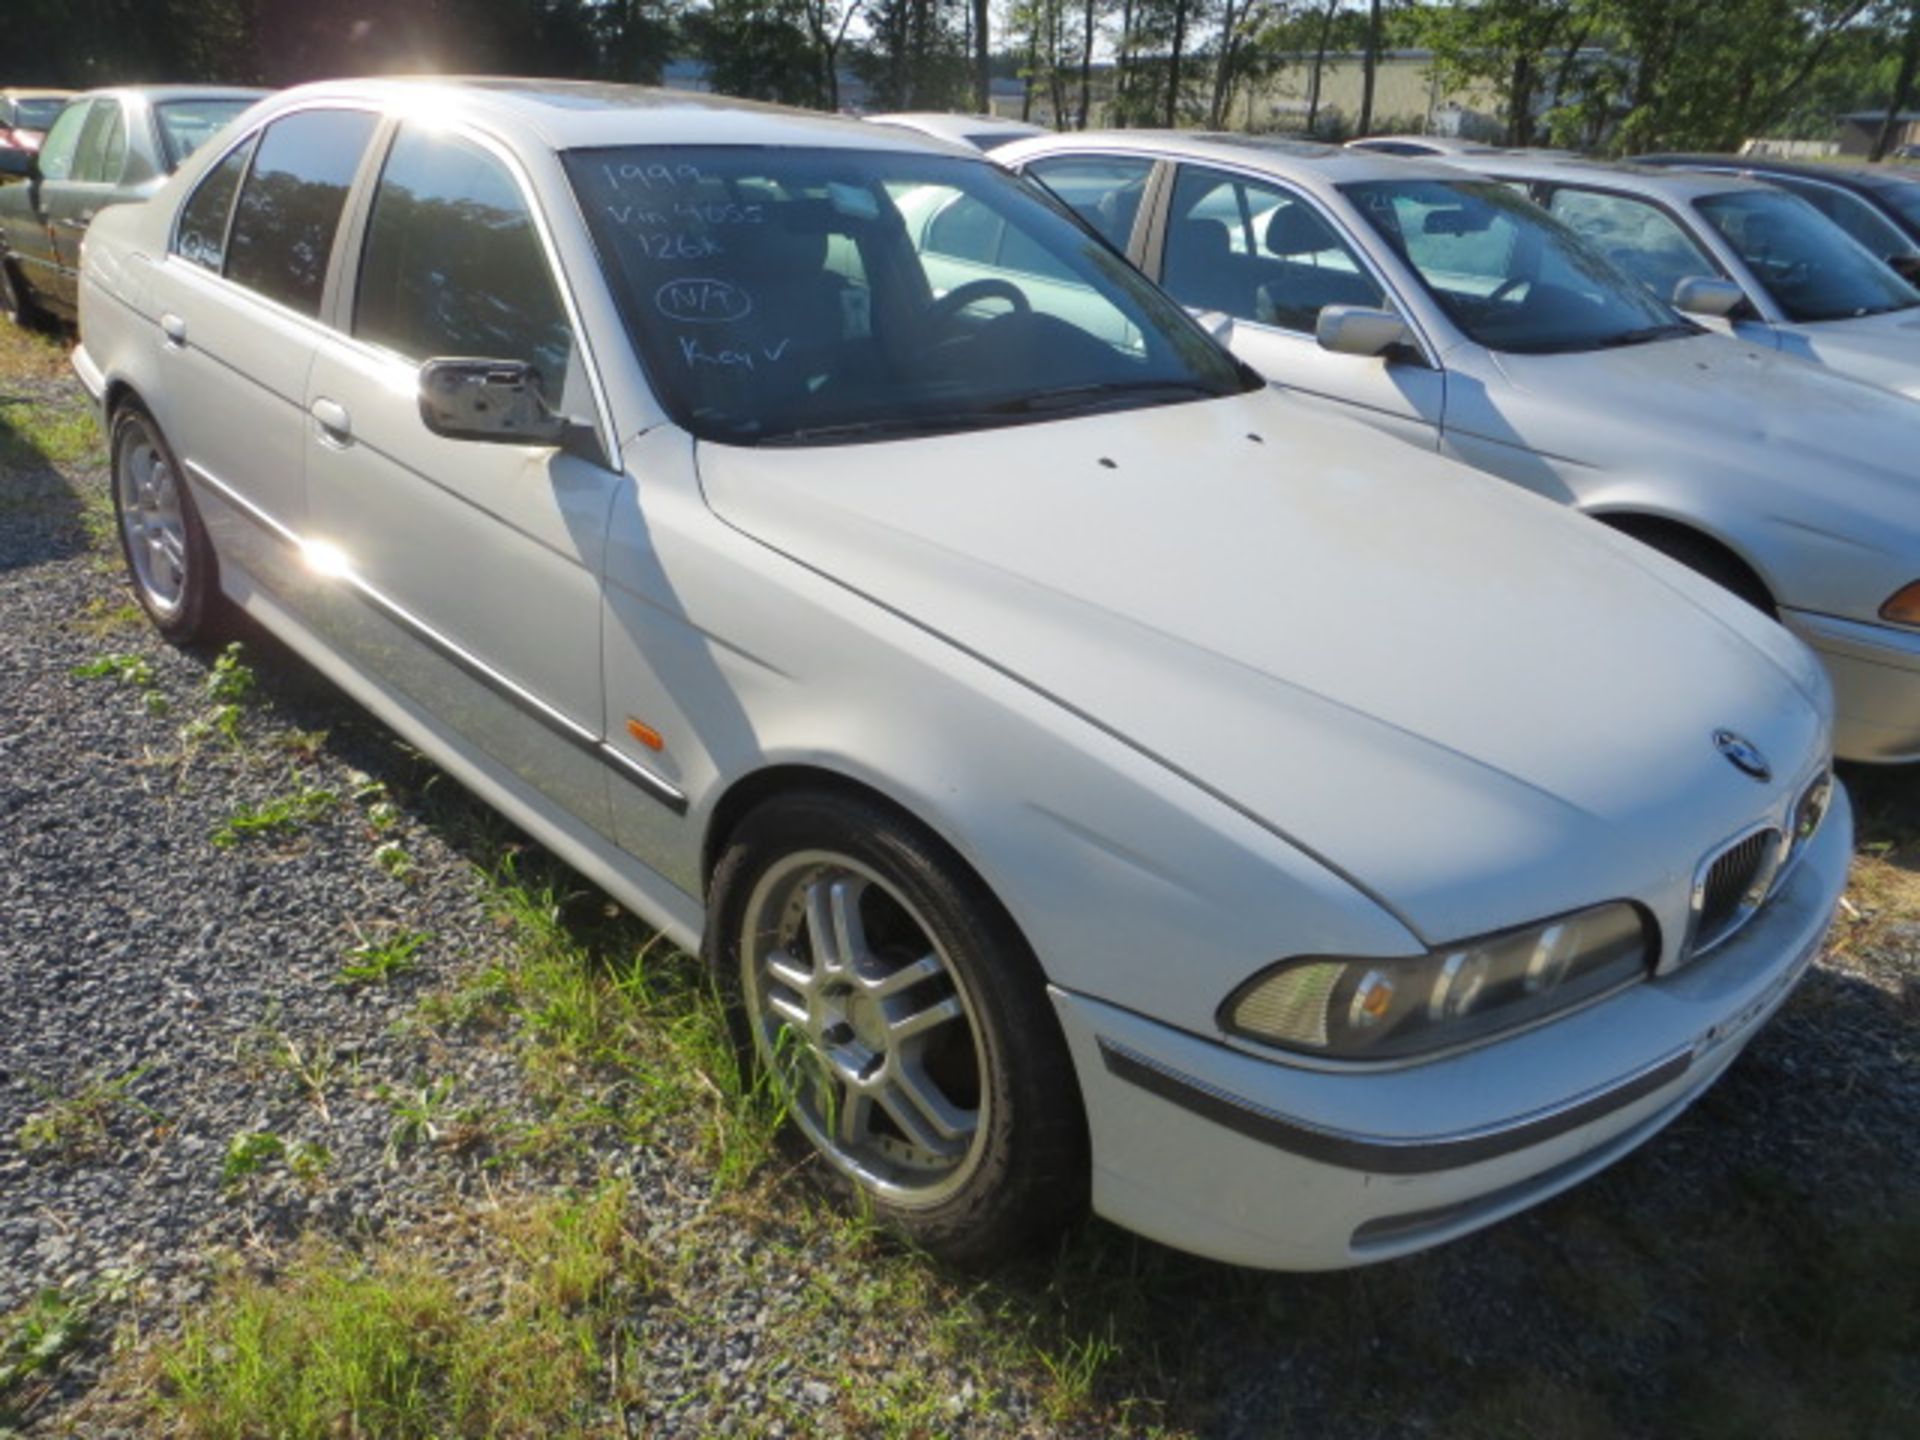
[566,145,1250,446]
[156,99,255,170]
[1340,178,1694,354]
[1868,179,1920,231]
[1694,188,1920,321]
[15,98,66,131]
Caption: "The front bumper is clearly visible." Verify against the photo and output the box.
[1783,608,1920,763]
[1050,782,1852,1271]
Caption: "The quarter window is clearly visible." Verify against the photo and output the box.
[354,126,575,408]
[72,101,126,184]
[1024,155,1154,249]
[33,102,89,183]
[173,136,257,273]
[225,108,378,318]
[1163,166,1384,331]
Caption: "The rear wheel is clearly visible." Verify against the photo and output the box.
[111,405,222,641]
[707,790,1087,1263]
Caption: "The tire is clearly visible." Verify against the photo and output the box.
[706,789,1088,1264]
[110,404,223,641]
[0,254,43,329]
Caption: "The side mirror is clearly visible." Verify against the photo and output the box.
[1316,304,1416,360]
[418,358,603,463]
[0,147,33,179]
[1671,276,1745,318]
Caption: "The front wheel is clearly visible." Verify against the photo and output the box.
[706,790,1087,1263]
[111,405,222,641]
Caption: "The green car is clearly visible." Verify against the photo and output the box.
[0,85,265,325]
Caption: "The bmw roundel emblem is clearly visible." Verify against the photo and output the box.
[1714,729,1771,781]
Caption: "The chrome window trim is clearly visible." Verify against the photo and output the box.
[182,458,687,816]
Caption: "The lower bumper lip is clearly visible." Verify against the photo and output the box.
[1097,1036,1696,1175]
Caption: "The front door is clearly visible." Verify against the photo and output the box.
[3,100,87,309]
[44,97,127,306]
[1156,162,1444,447]
[302,121,623,837]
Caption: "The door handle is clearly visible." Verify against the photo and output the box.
[311,398,353,445]
[159,313,186,348]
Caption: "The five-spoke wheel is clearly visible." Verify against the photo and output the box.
[110,405,220,640]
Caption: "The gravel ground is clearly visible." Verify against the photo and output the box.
[3,340,1917,1438]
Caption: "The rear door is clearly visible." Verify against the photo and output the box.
[1155,162,1443,446]
[302,120,624,836]
[154,107,379,587]
[45,96,128,305]
[3,100,86,307]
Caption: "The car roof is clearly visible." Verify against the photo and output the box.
[74,86,272,106]
[1348,134,1498,153]
[999,128,1468,185]
[250,78,963,155]
[3,89,76,101]
[1451,151,1768,200]
[1637,152,1920,197]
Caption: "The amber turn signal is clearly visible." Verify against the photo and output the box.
[625,717,665,751]
[1881,581,1920,628]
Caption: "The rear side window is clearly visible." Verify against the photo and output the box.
[226,109,378,317]
[353,126,575,408]
[1024,155,1154,249]
[72,101,126,184]
[33,102,89,182]
[174,136,257,273]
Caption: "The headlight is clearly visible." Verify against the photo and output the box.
[1221,901,1655,1061]
[1880,580,1920,628]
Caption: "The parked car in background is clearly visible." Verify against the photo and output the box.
[1452,153,1920,401]
[1635,153,1920,279]
[0,85,265,324]
[1345,135,1501,158]
[996,131,1920,761]
[0,88,73,156]
[866,111,1048,152]
[77,79,1847,1271]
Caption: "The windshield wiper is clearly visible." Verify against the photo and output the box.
[991,379,1226,414]
[1595,322,1699,348]
[756,412,1016,447]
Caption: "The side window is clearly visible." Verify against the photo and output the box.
[226,108,378,318]
[1164,165,1384,331]
[1024,155,1154,249]
[1546,187,1717,301]
[354,126,575,409]
[72,102,125,184]
[174,136,256,272]
[34,102,90,183]
[925,193,1001,264]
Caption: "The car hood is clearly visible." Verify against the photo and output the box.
[696,390,1827,942]
[1780,306,1920,399]
[1480,332,1920,523]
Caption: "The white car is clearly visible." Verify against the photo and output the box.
[77,80,1847,1271]
[865,111,1049,153]
[1457,153,1920,401]
[995,131,1920,763]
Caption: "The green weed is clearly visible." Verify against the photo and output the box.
[15,1065,155,1159]
[71,651,155,688]
[337,929,430,987]
[210,778,339,847]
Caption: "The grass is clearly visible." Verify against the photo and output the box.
[337,928,431,986]
[15,1065,156,1160]
[0,1271,140,1431]
[209,776,340,848]
[154,1187,648,1439]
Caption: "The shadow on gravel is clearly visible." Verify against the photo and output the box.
[0,390,90,573]
[160,622,1920,1438]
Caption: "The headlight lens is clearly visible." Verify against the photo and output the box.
[1222,901,1655,1060]
[1880,580,1920,628]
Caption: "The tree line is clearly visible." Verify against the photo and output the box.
[11,0,1919,157]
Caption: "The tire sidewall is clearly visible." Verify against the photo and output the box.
[706,790,1087,1262]
[110,404,215,641]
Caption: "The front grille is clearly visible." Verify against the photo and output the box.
[1692,827,1781,954]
